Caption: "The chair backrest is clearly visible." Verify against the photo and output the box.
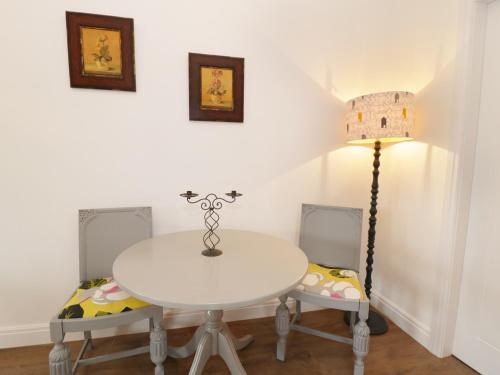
[79,207,152,281]
[299,204,363,272]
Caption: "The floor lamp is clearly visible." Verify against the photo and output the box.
[344,91,415,335]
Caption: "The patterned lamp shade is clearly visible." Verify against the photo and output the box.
[345,91,415,144]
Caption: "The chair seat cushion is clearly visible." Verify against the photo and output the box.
[58,277,150,319]
[297,263,365,300]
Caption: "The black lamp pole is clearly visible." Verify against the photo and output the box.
[345,140,389,335]
[365,140,381,300]
[364,140,388,334]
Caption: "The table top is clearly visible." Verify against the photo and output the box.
[113,229,308,310]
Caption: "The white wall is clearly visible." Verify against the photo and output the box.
[0,0,462,353]
[453,2,500,372]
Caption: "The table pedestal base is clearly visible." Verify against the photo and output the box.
[168,310,254,375]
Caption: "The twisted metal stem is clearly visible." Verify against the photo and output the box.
[180,191,241,256]
[203,207,220,249]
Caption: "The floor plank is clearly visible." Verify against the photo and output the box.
[0,309,477,374]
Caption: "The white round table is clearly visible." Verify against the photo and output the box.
[113,229,308,375]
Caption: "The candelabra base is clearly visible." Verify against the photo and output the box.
[201,249,223,257]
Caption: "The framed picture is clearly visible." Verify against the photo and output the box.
[66,11,136,91]
[189,53,244,122]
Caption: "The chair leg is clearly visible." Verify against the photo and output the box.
[349,311,356,334]
[150,317,167,375]
[353,309,370,375]
[295,300,302,322]
[275,295,290,362]
[49,342,71,375]
[84,330,93,349]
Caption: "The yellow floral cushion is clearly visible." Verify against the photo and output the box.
[58,277,150,319]
[297,263,365,301]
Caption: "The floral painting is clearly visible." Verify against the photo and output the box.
[200,67,234,111]
[80,26,123,77]
[66,12,135,91]
[189,53,244,122]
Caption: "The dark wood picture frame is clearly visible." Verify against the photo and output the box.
[66,11,136,91]
[189,53,244,122]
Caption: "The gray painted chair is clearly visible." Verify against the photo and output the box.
[48,207,167,375]
[275,204,370,375]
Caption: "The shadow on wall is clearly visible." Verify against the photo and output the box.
[175,39,350,239]
[415,61,458,151]
[248,54,458,325]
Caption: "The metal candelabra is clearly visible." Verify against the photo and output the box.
[180,190,242,257]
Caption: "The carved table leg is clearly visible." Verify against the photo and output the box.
[189,333,212,375]
[150,318,167,375]
[168,324,206,359]
[353,306,370,375]
[219,330,246,374]
[222,323,254,350]
[188,310,250,375]
[275,295,290,361]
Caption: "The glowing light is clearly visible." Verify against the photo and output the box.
[345,91,415,144]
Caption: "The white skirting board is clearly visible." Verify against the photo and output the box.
[0,293,432,351]
[370,289,432,351]
[0,298,322,349]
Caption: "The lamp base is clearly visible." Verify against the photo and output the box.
[343,309,388,335]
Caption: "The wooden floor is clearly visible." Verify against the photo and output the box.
[0,309,476,375]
